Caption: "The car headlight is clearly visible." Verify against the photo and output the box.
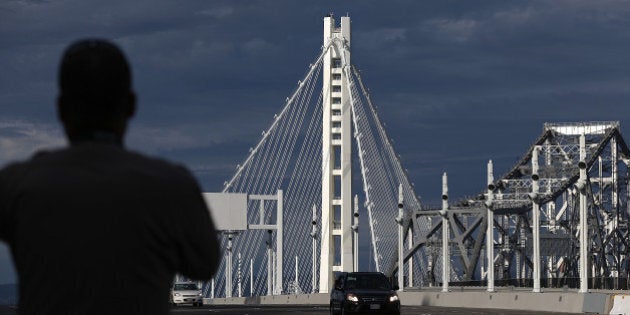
[389,294,399,302]
[174,293,181,297]
[346,293,359,302]
[198,293,203,296]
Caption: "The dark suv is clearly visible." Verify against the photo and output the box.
[329,272,400,315]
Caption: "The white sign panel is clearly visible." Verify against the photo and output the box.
[202,193,248,231]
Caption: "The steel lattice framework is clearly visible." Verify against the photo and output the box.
[399,122,630,290]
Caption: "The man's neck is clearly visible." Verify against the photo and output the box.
[69,130,123,146]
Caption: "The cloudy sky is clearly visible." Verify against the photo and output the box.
[2,0,630,284]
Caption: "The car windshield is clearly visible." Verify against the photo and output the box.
[174,283,199,290]
[345,274,391,290]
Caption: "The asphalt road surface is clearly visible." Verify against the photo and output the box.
[169,305,575,314]
[0,305,575,314]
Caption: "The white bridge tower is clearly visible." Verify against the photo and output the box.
[320,14,355,293]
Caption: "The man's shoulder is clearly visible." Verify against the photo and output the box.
[1,145,196,184]
[0,151,43,180]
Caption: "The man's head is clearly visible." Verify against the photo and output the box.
[57,39,136,144]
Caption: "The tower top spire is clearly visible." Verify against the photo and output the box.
[323,14,351,47]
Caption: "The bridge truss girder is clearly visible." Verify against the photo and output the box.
[394,122,630,290]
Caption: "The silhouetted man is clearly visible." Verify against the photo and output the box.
[0,39,220,314]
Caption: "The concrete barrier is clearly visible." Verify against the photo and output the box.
[205,293,329,306]
[398,290,611,314]
[206,289,627,314]
[609,294,630,315]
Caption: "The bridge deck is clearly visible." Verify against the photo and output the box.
[206,287,629,314]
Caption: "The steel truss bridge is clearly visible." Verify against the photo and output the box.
[397,121,630,292]
[200,19,630,298]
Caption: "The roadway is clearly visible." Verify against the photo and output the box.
[0,305,576,314]
[169,305,575,314]
[0,304,576,314]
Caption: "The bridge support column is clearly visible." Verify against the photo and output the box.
[531,146,541,293]
[486,160,495,292]
[441,172,450,293]
[397,184,404,291]
[578,134,589,293]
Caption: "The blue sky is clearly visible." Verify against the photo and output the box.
[2,0,630,284]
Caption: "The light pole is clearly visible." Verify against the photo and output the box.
[486,161,495,292]
[396,184,404,291]
[531,146,541,293]
[237,252,242,297]
[440,173,450,293]
[226,233,234,298]
[311,204,318,293]
[267,229,273,296]
[353,195,359,271]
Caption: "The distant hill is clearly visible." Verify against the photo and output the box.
[0,284,16,305]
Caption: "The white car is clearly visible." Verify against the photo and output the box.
[170,282,203,307]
